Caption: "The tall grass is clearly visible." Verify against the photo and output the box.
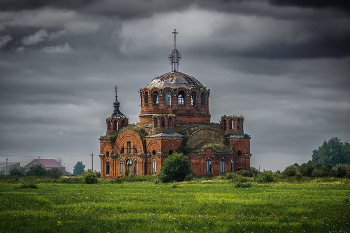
[0,179,349,232]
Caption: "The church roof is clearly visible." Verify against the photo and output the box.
[144,71,204,90]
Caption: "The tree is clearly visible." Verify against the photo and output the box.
[312,137,350,167]
[158,152,193,183]
[73,161,85,176]
[282,165,299,177]
[46,167,63,179]
[9,166,25,177]
[26,164,46,177]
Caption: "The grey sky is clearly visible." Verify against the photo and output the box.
[1,0,349,173]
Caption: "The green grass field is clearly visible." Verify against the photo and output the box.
[1,179,349,233]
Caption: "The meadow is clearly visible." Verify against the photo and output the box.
[0,178,349,233]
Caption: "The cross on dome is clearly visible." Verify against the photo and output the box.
[168,29,182,72]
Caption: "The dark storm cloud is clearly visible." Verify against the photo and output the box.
[269,0,350,13]
[0,0,349,172]
[0,0,95,11]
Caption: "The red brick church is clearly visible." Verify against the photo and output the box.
[99,30,251,178]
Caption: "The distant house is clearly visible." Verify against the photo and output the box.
[25,159,65,172]
[0,162,20,175]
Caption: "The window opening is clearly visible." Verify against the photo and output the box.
[231,159,234,172]
[238,150,242,156]
[220,160,225,173]
[152,160,157,174]
[165,90,172,106]
[206,160,212,173]
[120,145,124,154]
[178,91,185,106]
[191,91,197,106]
[126,159,132,176]
[237,119,241,129]
[133,145,137,153]
[144,92,148,106]
[120,161,123,174]
[106,161,110,175]
[127,141,131,153]
[201,92,205,107]
[161,117,165,128]
[154,118,158,128]
[222,119,226,130]
[134,161,138,175]
[153,91,159,106]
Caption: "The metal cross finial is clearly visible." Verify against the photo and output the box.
[172,29,178,49]
[115,86,118,101]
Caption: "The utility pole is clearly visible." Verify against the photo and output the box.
[90,152,93,171]
[5,158,8,175]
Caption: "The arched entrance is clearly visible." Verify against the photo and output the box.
[126,159,132,176]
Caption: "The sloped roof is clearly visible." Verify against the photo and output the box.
[144,71,204,89]
[25,159,63,168]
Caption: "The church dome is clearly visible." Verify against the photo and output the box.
[144,71,204,90]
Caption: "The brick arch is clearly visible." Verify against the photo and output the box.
[187,128,225,149]
[100,141,111,154]
[146,140,160,155]
[114,129,144,154]
[163,141,182,154]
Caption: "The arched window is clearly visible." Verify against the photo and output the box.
[165,90,172,106]
[120,145,124,154]
[152,160,157,174]
[206,160,212,173]
[126,159,132,176]
[191,91,197,106]
[238,150,242,156]
[228,119,233,129]
[201,92,205,107]
[127,141,131,153]
[134,161,138,175]
[120,161,123,174]
[152,150,156,155]
[153,91,159,106]
[144,91,148,106]
[121,120,126,128]
[237,119,241,129]
[113,120,118,130]
[161,117,165,128]
[169,150,174,155]
[106,151,109,157]
[231,159,234,172]
[220,160,225,173]
[178,91,185,106]
[154,117,158,128]
[106,161,110,175]
[222,119,226,130]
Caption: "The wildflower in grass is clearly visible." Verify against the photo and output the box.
[56,221,63,226]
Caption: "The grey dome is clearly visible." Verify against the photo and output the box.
[144,71,204,89]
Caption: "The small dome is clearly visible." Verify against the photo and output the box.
[144,71,204,90]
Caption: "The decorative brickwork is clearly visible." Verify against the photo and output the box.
[99,36,251,178]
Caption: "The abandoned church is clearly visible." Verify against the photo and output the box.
[99,30,251,178]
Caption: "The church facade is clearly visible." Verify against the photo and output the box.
[99,30,251,178]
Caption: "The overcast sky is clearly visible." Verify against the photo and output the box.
[1,0,349,173]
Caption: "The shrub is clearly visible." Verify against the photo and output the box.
[250,166,259,176]
[282,165,299,177]
[322,164,334,176]
[26,164,46,177]
[300,166,315,177]
[84,173,98,184]
[234,181,252,188]
[334,164,348,177]
[236,170,253,177]
[9,167,25,177]
[259,170,274,183]
[158,152,194,183]
[312,169,326,177]
[345,169,350,179]
[225,173,235,180]
[46,168,63,179]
